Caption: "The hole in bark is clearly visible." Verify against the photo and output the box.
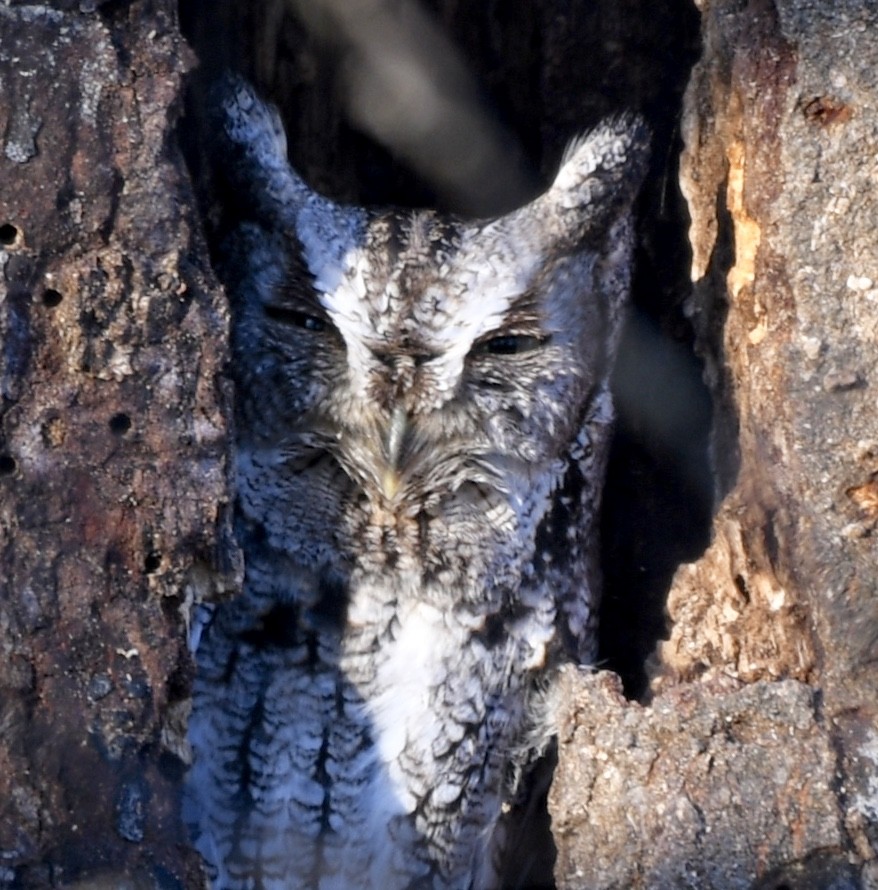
[0,454,16,475]
[599,48,712,697]
[109,412,132,435]
[144,551,162,573]
[42,288,63,307]
[0,223,19,245]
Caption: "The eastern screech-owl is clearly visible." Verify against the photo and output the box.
[186,77,648,890]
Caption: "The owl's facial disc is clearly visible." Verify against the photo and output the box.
[255,181,622,516]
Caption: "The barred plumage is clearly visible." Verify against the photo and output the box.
[186,76,649,890]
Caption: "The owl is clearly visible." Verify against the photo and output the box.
[185,76,649,890]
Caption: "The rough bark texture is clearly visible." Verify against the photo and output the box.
[551,671,851,890]
[2,0,876,888]
[550,1,878,888]
[0,3,235,886]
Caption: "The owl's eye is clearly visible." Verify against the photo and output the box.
[264,304,327,332]
[472,333,547,356]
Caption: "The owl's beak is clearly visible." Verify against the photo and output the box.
[381,468,402,501]
[379,404,408,501]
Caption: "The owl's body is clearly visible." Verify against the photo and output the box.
[187,79,648,889]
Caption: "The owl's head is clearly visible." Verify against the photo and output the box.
[217,77,648,584]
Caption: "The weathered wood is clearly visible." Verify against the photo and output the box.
[551,1,878,886]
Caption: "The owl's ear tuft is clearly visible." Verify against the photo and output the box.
[209,73,319,226]
[545,114,651,245]
[215,74,289,169]
[210,74,368,294]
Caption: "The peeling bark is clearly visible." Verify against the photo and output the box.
[553,1,878,887]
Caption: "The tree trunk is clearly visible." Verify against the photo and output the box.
[551,1,878,887]
[1,1,875,888]
[0,3,236,886]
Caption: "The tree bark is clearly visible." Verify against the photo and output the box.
[551,1,878,887]
[0,3,235,886]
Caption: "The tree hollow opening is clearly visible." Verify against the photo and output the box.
[178,0,710,885]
